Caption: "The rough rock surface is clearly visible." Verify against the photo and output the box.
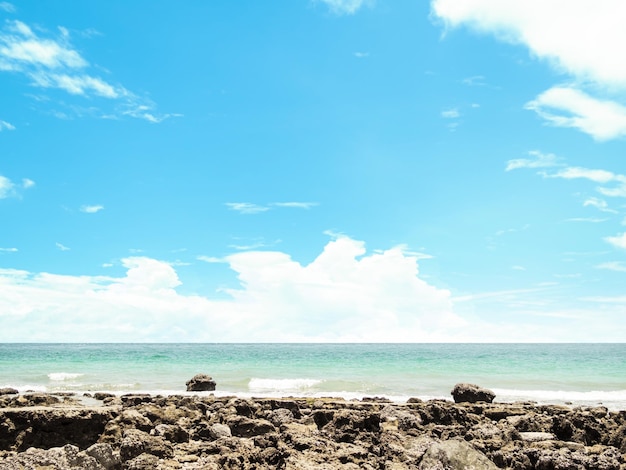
[452,382,497,404]
[0,392,625,469]
[185,374,216,392]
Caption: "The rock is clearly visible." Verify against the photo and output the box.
[0,443,119,470]
[0,388,18,396]
[451,383,495,404]
[418,439,499,469]
[518,431,556,442]
[209,423,232,439]
[119,428,173,461]
[185,374,216,392]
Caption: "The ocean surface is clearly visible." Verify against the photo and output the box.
[1,343,624,410]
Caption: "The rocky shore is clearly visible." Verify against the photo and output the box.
[0,388,625,469]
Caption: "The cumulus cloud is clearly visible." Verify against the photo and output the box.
[525,87,626,141]
[0,19,170,122]
[605,233,626,250]
[431,1,626,140]
[431,0,626,87]
[505,150,562,171]
[0,237,468,342]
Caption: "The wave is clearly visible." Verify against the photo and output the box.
[47,372,84,381]
[493,388,626,406]
[248,378,322,393]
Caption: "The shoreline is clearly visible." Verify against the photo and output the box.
[1,390,625,469]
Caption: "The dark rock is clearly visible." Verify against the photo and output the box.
[451,383,496,404]
[185,373,216,392]
[119,428,173,461]
[0,388,18,396]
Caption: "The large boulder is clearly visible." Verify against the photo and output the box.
[451,383,495,404]
[185,374,216,392]
[418,439,498,469]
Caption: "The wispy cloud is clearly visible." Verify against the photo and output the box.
[583,197,617,214]
[545,166,626,199]
[505,150,562,171]
[197,255,225,264]
[441,108,460,119]
[80,204,104,214]
[225,202,270,214]
[525,87,626,141]
[316,0,371,15]
[596,261,626,272]
[353,52,369,58]
[604,233,626,250]
[271,202,318,209]
[55,242,70,251]
[0,174,34,198]
[461,75,486,86]
[565,217,608,223]
[0,119,15,131]
[0,247,17,253]
[0,19,172,122]
[226,201,319,214]
[0,2,15,12]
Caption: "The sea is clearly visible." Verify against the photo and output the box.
[1,343,624,410]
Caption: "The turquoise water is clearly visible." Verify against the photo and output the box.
[0,344,624,409]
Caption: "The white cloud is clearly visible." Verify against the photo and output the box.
[583,197,617,214]
[0,237,467,342]
[596,261,626,272]
[604,233,626,250]
[0,119,15,131]
[271,202,318,209]
[0,174,32,198]
[549,166,620,184]
[317,0,370,15]
[197,256,225,264]
[525,87,626,141]
[0,2,15,12]
[505,150,561,171]
[225,202,270,214]
[545,165,626,198]
[0,247,17,253]
[55,242,70,251]
[80,204,104,213]
[432,1,626,140]
[431,0,626,88]
[441,108,460,119]
[0,175,15,198]
[0,19,170,122]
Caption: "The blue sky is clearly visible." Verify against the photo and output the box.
[1,0,625,342]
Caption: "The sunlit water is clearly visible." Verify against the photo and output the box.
[1,343,624,410]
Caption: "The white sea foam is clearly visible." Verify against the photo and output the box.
[493,388,626,409]
[48,372,84,381]
[248,378,322,392]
